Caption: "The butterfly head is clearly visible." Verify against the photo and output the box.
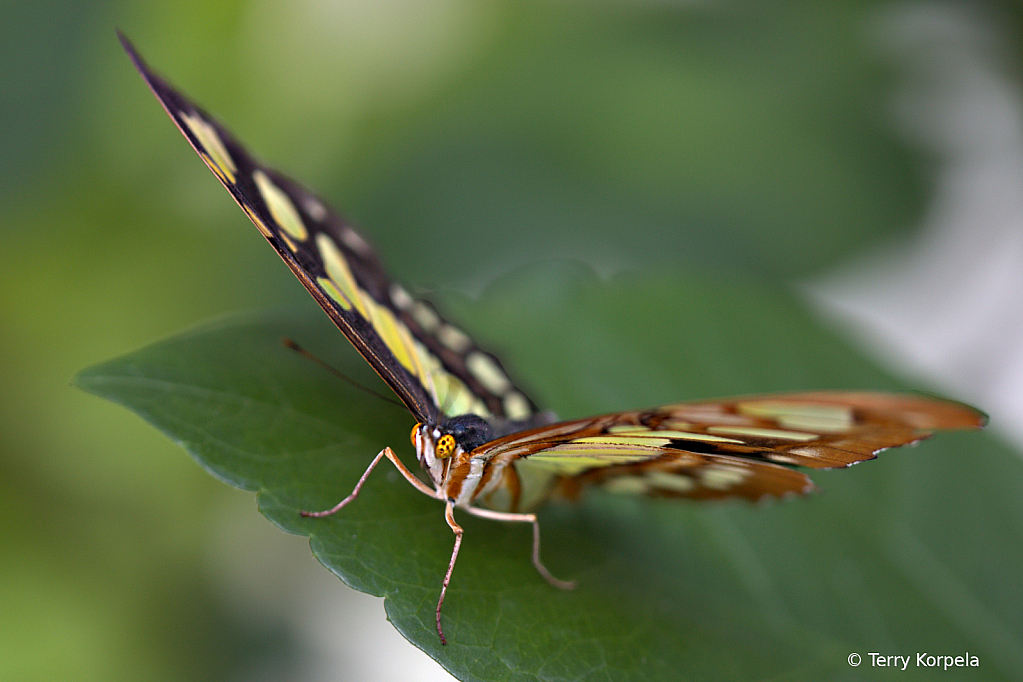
[411,415,496,498]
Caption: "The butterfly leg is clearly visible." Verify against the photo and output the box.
[463,506,576,590]
[300,446,436,517]
[435,500,465,645]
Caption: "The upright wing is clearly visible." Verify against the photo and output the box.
[120,34,539,423]
[477,392,986,507]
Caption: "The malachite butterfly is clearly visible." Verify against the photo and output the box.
[120,34,986,644]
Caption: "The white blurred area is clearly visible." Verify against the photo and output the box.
[810,3,1023,450]
[210,4,1022,681]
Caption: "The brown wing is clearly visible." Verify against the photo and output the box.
[478,392,986,502]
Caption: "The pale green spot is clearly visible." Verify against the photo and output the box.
[530,447,657,476]
[607,424,644,434]
[316,234,366,318]
[416,345,488,417]
[253,170,308,242]
[665,409,751,427]
[605,427,744,443]
[738,401,854,433]
[647,471,696,494]
[527,454,613,475]
[707,426,818,441]
[390,283,413,310]
[366,299,416,374]
[654,431,744,443]
[777,414,854,433]
[466,352,511,395]
[279,231,300,256]
[700,465,748,490]
[503,392,532,420]
[317,277,351,311]
[438,325,472,353]
[603,476,649,495]
[181,111,236,184]
[302,195,327,222]
[570,435,671,448]
[434,374,486,418]
[413,341,488,417]
[411,303,440,331]
[340,226,371,255]
[789,445,829,460]
[659,430,745,443]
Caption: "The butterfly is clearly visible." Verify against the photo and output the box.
[120,34,986,644]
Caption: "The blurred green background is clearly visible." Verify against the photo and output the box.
[4,1,1022,680]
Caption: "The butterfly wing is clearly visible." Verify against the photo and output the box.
[476,392,987,507]
[119,39,987,506]
[120,34,539,424]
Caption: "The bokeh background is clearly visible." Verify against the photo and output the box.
[3,1,1022,680]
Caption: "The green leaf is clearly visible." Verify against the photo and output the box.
[76,262,1020,681]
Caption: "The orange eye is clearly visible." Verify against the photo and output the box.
[410,423,421,446]
[436,434,456,459]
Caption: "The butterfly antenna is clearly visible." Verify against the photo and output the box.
[282,338,404,408]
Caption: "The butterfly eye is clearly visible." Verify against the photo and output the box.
[436,434,456,459]
[410,423,421,446]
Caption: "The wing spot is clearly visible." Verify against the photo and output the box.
[413,339,489,418]
[607,424,641,434]
[571,435,671,448]
[738,401,854,433]
[317,276,351,311]
[316,233,366,317]
[390,283,413,310]
[340,227,372,255]
[503,392,532,420]
[665,431,745,444]
[609,427,742,443]
[438,324,472,353]
[788,445,829,460]
[412,302,440,332]
[302,196,327,222]
[699,464,749,490]
[366,299,417,374]
[603,476,649,495]
[529,451,649,475]
[279,231,300,255]
[647,471,696,494]
[180,111,237,184]
[253,170,309,242]
[666,409,752,427]
[706,426,818,441]
[466,352,511,395]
